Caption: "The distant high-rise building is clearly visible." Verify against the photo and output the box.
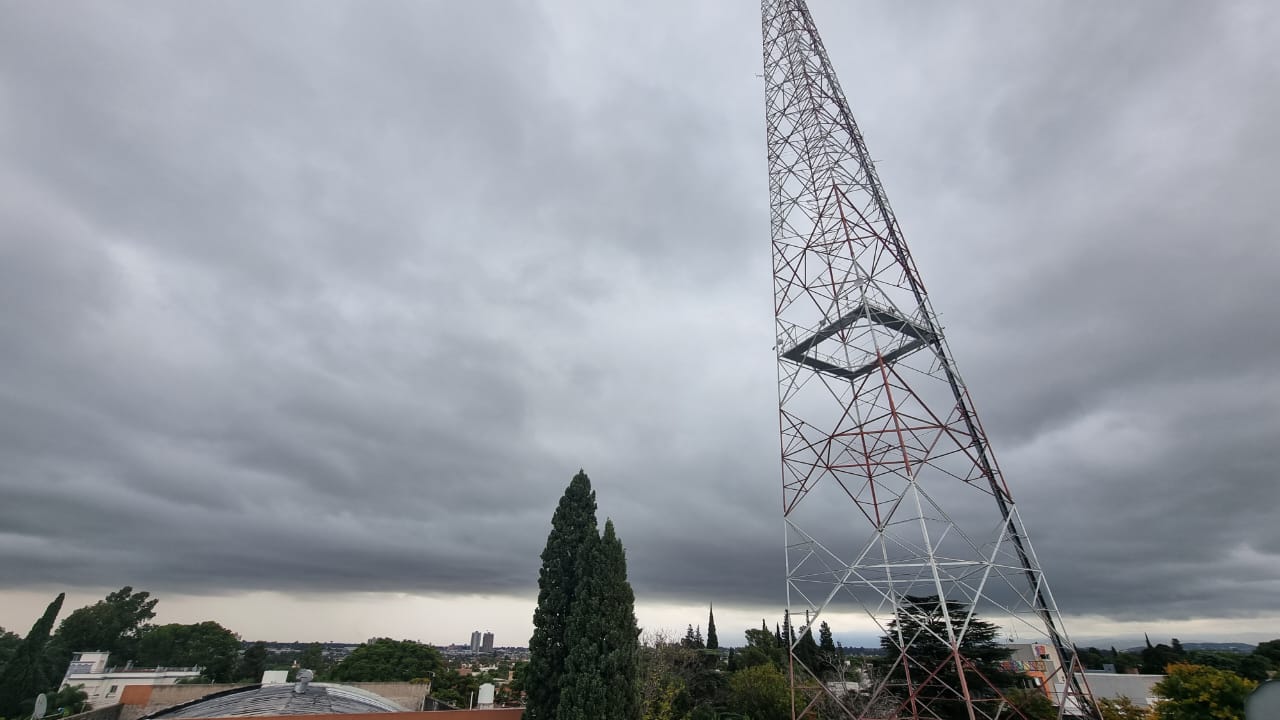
[469,631,481,653]
[481,632,494,653]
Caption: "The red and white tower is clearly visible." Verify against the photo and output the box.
[762,2,1100,718]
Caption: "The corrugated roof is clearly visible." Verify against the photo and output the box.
[150,683,407,718]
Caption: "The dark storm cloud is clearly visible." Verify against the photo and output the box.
[1,0,1276,629]
[811,0,1280,621]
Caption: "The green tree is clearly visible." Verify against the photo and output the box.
[507,660,529,696]
[1184,646,1271,683]
[49,587,158,670]
[706,606,718,651]
[0,593,65,720]
[328,639,444,682]
[818,621,835,655]
[1151,663,1255,720]
[877,595,1018,720]
[1098,697,1151,720]
[525,471,598,720]
[558,519,640,720]
[681,626,704,650]
[1001,688,1059,720]
[1253,639,1280,665]
[430,667,478,709]
[1111,647,1142,674]
[48,683,91,716]
[1235,653,1272,682]
[1141,639,1183,675]
[0,627,21,674]
[135,622,243,683]
[296,644,327,678]
[727,664,789,720]
[794,620,819,675]
[816,621,841,680]
[1076,646,1109,671]
[740,623,783,671]
[638,662,681,720]
[637,633,727,719]
[237,641,268,682]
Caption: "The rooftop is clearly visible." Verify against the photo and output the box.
[148,684,407,719]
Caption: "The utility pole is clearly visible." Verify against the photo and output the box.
[761,1,1101,718]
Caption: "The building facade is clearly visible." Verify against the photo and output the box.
[61,652,203,708]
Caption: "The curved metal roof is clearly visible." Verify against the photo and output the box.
[150,683,407,718]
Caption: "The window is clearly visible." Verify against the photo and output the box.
[108,686,119,695]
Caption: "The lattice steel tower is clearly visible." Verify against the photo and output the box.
[763,2,1100,718]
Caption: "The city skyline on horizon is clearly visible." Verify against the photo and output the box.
[2,588,1275,654]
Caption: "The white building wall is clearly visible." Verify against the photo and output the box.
[61,653,203,707]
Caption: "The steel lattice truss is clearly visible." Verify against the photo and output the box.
[762,2,1101,718]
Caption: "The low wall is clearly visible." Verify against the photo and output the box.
[119,684,249,720]
[343,684,431,712]
[62,704,123,720]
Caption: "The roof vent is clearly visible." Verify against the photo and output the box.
[293,669,314,694]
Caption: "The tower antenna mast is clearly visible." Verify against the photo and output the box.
[761,2,1101,717]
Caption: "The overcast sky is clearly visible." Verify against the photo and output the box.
[1,1,1277,649]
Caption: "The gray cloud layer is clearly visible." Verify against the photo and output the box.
[1,1,1277,626]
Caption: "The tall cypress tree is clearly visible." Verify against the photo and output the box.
[706,604,718,650]
[526,472,597,720]
[796,623,820,672]
[558,519,639,720]
[818,621,835,654]
[681,625,700,649]
[0,593,65,719]
[817,620,837,678]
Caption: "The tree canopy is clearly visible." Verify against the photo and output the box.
[0,627,21,675]
[237,641,269,683]
[1253,638,1280,665]
[680,626,704,650]
[1141,639,1183,675]
[877,595,1017,720]
[0,593,64,720]
[727,664,789,720]
[328,638,443,682]
[135,622,242,683]
[638,635,723,720]
[736,625,782,672]
[1151,662,1256,720]
[1098,697,1151,720]
[50,586,157,670]
[48,683,91,716]
[297,643,327,675]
